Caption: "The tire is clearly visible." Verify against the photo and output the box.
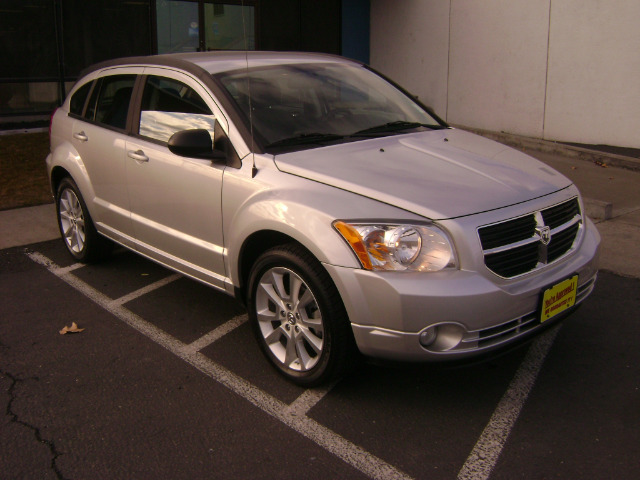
[247,244,355,386]
[55,177,111,263]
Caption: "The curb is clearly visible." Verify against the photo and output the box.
[458,126,640,172]
[583,198,613,222]
[0,127,48,136]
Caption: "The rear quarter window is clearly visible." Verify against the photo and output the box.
[69,81,93,116]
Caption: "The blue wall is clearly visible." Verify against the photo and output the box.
[341,0,370,64]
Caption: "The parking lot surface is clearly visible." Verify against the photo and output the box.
[2,239,639,479]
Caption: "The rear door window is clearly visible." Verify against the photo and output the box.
[84,75,136,130]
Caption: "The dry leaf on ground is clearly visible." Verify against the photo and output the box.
[59,322,85,335]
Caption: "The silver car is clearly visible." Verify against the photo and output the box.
[47,52,600,385]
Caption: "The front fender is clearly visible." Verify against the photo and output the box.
[226,193,362,286]
[222,164,426,288]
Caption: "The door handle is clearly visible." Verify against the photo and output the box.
[127,150,149,163]
[73,131,88,142]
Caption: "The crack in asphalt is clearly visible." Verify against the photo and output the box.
[2,370,68,480]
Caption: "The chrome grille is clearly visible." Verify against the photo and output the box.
[478,197,582,278]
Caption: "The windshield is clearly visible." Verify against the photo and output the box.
[215,62,445,152]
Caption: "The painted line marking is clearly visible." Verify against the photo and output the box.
[286,382,337,417]
[27,251,412,480]
[185,314,248,353]
[56,262,85,274]
[110,273,181,307]
[457,326,561,480]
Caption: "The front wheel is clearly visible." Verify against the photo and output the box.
[56,177,111,262]
[247,244,355,386]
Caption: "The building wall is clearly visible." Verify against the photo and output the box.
[370,1,450,117]
[370,0,640,148]
[1,0,345,126]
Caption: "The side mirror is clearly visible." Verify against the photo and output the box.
[167,129,225,160]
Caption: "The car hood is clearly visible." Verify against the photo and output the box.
[273,129,573,219]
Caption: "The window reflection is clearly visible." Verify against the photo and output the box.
[0,82,60,115]
[156,0,200,53]
[205,3,255,50]
[156,1,256,53]
[140,111,216,143]
[139,75,214,143]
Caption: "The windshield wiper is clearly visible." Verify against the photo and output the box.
[265,133,345,148]
[352,121,447,136]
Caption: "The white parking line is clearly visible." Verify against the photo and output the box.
[285,382,337,416]
[185,314,248,353]
[110,273,182,307]
[27,251,412,480]
[56,262,85,274]
[457,326,561,480]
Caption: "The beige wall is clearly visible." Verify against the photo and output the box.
[370,0,640,148]
[370,1,450,116]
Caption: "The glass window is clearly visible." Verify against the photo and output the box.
[69,82,93,117]
[156,1,255,53]
[85,75,136,129]
[0,0,58,79]
[204,3,255,50]
[0,82,60,115]
[139,75,214,143]
[62,0,151,77]
[156,0,200,53]
[216,63,441,149]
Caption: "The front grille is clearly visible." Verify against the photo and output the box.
[478,215,536,250]
[478,198,582,278]
[548,222,580,262]
[485,242,539,278]
[542,198,580,228]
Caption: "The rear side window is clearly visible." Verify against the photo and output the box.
[85,74,136,130]
[138,75,214,143]
[69,81,93,116]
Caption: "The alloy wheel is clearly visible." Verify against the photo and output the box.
[59,188,86,254]
[255,266,324,371]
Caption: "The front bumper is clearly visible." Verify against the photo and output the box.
[324,218,600,362]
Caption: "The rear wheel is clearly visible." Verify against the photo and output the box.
[56,177,111,262]
[247,244,355,386]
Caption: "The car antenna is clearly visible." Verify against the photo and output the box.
[241,0,258,178]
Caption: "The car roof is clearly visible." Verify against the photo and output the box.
[80,51,361,78]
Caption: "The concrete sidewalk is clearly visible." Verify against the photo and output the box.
[0,203,58,249]
[1,140,639,278]
[526,149,640,279]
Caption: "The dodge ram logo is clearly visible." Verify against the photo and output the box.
[536,226,551,245]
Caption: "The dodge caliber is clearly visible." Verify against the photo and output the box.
[47,52,600,385]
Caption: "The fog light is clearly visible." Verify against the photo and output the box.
[419,323,466,351]
[419,327,438,347]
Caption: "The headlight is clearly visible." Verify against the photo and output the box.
[333,221,457,272]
